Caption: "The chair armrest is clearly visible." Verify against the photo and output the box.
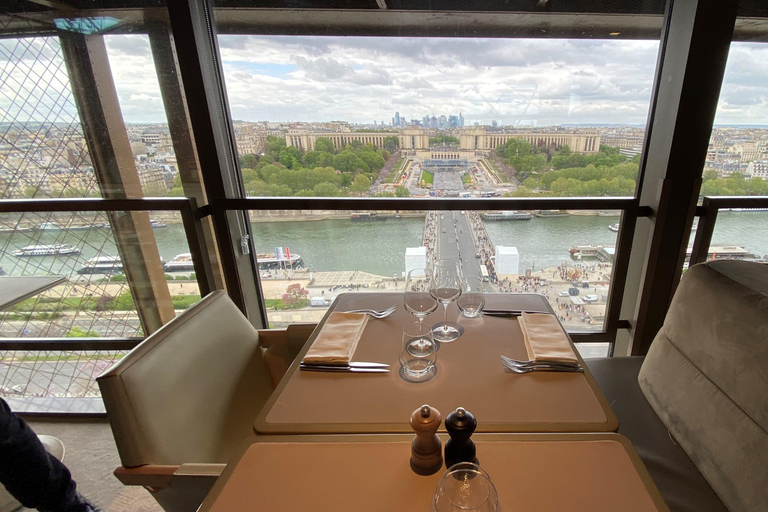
[256,328,287,348]
[114,463,226,491]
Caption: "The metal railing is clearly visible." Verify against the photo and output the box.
[690,195,768,266]
[0,197,212,352]
[211,196,653,348]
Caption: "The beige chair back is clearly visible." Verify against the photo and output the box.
[98,290,274,467]
[638,260,768,512]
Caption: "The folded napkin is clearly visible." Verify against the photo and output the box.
[301,312,370,365]
[517,312,579,364]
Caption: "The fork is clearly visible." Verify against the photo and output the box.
[501,355,582,369]
[342,305,396,318]
[502,362,584,374]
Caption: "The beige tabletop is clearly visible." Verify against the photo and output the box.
[199,433,669,512]
[254,293,617,434]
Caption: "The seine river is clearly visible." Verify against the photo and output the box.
[1,212,767,277]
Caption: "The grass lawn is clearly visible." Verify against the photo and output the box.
[421,170,434,186]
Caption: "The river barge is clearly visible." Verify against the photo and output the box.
[482,211,533,220]
[164,253,195,272]
[350,213,401,221]
[536,210,569,217]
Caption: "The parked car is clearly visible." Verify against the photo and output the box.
[558,291,570,297]
[583,295,598,303]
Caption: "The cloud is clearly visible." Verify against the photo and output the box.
[7,35,768,127]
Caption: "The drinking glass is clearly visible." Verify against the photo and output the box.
[431,463,499,512]
[404,267,438,323]
[457,276,486,318]
[400,321,437,382]
[430,260,462,342]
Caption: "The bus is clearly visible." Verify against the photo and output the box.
[480,264,490,282]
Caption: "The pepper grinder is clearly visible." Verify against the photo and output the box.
[444,407,478,469]
[410,404,443,475]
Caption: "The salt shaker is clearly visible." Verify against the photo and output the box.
[444,407,478,469]
[410,404,443,475]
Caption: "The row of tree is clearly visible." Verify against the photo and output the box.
[700,169,768,196]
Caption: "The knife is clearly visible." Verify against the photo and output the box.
[482,310,549,316]
[300,364,390,373]
[300,361,389,368]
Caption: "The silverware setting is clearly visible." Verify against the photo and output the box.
[342,305,396,318]
[501,355,583,373]
[300,361,391,373]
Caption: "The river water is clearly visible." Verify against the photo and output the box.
[1,212,766,277]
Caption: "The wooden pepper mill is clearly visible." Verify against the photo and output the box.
[444,407,478,469]
[410,404,443,475]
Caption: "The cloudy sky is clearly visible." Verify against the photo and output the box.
[3,34,766,127]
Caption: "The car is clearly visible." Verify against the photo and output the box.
[583,294,598,303]
[558,291,570,297]
[475,253,481,258]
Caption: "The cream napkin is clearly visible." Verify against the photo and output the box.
[517,312,579,364]
[301,312,370,365]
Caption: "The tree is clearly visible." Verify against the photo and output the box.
[239,153,258,169]
[282,283,308,308]
[334,151,369,173]
[314,182,341,197]
[394,186,410,197]
[351,174,371,196]
[703,169,719,181]
[383,136,399,153]
[303,150,334,169]
[350,140,363,150]
[314,137,335,154]
[358,151,386,172]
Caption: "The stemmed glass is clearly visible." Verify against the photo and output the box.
[404,267,438,323]
[431,463,499,512]
[430,260,462,342]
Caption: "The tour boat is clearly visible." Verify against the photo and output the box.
[76,256,123,274]
[609,223,620,232]
[164,253,195,272]
[13,244,81,257]
[256,252,303,270]
[150,219,167,228]
[535,210,570,217]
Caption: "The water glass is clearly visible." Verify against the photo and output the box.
[400,321,437,380]
[432,463,499,512]
[457,276,486,318]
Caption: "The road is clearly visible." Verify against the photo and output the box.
[435,211,483,280]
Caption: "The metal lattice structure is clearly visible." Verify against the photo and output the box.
[1,37,141,398]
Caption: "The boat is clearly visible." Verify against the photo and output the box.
[256,253,303,270]
[13,244,81,257]
[38,221,106,231]
[729,208,768,212]
[164,253,195,272]
[38,222,61,231]
[609,223,620,232]
[481,211,533,220]
[569,244,615,259]
[76,256,123,274]
[150,219,167,228]
[535,210,569,217]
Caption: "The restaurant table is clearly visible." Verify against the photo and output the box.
[0,276,65,310]
[255,292,617,434]
[199,433,670,512]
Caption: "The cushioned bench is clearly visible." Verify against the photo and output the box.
[586,260,768,512]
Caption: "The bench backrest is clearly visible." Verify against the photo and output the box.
[638,260,768,512]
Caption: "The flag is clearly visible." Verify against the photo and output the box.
[285,247,291,259]
[275,247,284,260]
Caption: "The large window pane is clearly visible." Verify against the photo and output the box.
[218,35,657,200]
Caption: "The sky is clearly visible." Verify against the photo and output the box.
[2,34,768,127]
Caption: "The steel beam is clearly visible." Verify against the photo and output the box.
[147,21,226,292]
[165,0,266,326]
[620,0,738,356]
[58,31,175,334]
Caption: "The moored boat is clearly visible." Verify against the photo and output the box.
[482,211,532,220]
[535,210,569,217]
[164,253,195,272]
[609,223,620,232]
[13,244,80,257]
[256,253,303,270]
[76,256,123,274]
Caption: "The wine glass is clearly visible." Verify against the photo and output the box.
[430,260,462,342]
[457,276,486,318]
[405,267,438,323]
[432,463,499,512]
